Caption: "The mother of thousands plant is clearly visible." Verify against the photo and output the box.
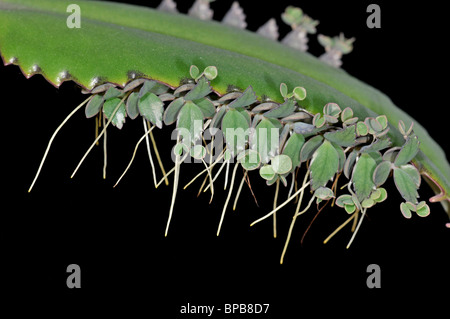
[1,0,448,262]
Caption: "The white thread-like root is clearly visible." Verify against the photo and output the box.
[166,137,182,237]
[217,163,239,236]
[143,119,158,187]
[113,124,155,188]
[233,170,247,211]
[71,94,128,179]
[346,208,366,249]
[102,113,107,179]
[28,95,93,192]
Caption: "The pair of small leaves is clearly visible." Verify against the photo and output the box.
[400,201,430,219]
[279,83,307,101]
[313,103,341,128]
[362,115,389,138]
[86,86,127,129]
[336,187,387,213]
[259,154,293,181]
[189,65,218,82]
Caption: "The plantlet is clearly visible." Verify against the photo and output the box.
[1,0,448,263]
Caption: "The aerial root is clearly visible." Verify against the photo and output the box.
[149,126,169,186]
[113,123,155,188]
[165,137,182,237]
[217,163,239,236]
[233,170,247,211]
[323,210,359,244]
[143,119,158,187]
[273,178,280,238]
[71,93,129,179]
[28,95,93,192]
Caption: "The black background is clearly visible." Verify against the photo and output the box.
[2,0,449,315]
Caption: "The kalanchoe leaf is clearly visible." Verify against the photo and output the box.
[416,201,430,217]
[238,149,261,171]
[394,135,420,167]
[393,167,419,204]
[365,117,383,135]
[282,132,305,172]
[313,113,326,128]
[264,98,296,118]
[193,97,215,118]
[139,92,164,128]
[176,101,204,145]
[399,164,421,187]
[280,83,288,98]
[203,66,218,81]
[85,94,104,118]
[174,83,195,96]
[345,204,356,214]
[190,65,200,79]
[184,76,212,101]
[400,202,412,219]
[300,135,324,162]
[343,150,357,179]
[330,142,345,172]
[281,111,311,122]
[361,197,375,208]
[352,153,377,201]
[356,121,369,136]
[360,137,392,153]
[324,125,356,147]
[103,86,122,100]
[222,108,250,156]
[372,187,387,203]
[314,187,335,200]
[293,86,307,101]
[163,97,185,126]
[293,121,322,135]
[341,107,353,123]
[376,115,388,130]
[323,102,341,117]
[398,120,414,137]
[336,194,353,208]
[210,105,227,129]
[323,114,338,124]
[310,140,339,190]
[373,160,392,187]
[343,117,358,126]
[259,164,276,180]
[190,144,206,160]
[125,92,140,120]
[383,147,401,163]
[228,86,258,109]
[271,154,292,175]
[252,102,277,113]
[103,97,127,129]
[251,118,279,163]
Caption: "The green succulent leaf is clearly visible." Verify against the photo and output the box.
[309,140,339,190]
[163,97,185,126]
[85,94,104,118]
[394,135,420,167]
[343,150,358,179]
[336,194,353,207]
[300,135,324,163]
[356,121,369,136]
[103,97,126,129]
[373,160,392,187]
[352,153,377,201]
[360,137,392,153]
[400,202,412,219]
[372,187,387,203]
[176,101,204,145]
[416,201,430,217]
[264,98,296,118]
[279,83,288,98]
[259,164,276,181]
[345,204,356,214]
[184,76,212,101]
[251,118,278,163]
[193,97,215,118]
[323,102,341,117]
[399,164,421,187]
[324,125,356,147]
[189,65,200,79]
[341,107,353,122]
[221,108,250,156]
[282,133,305,172]
[293,86,307,101]
[393,167,419,204]
[238,149,261,171]
[125,92,140,120]
[314,187,335,200]
[138,92,164,128]
[228,86,258,109]
[203,65,218,81]
[271,154,292,175]
[376,115,388,130]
